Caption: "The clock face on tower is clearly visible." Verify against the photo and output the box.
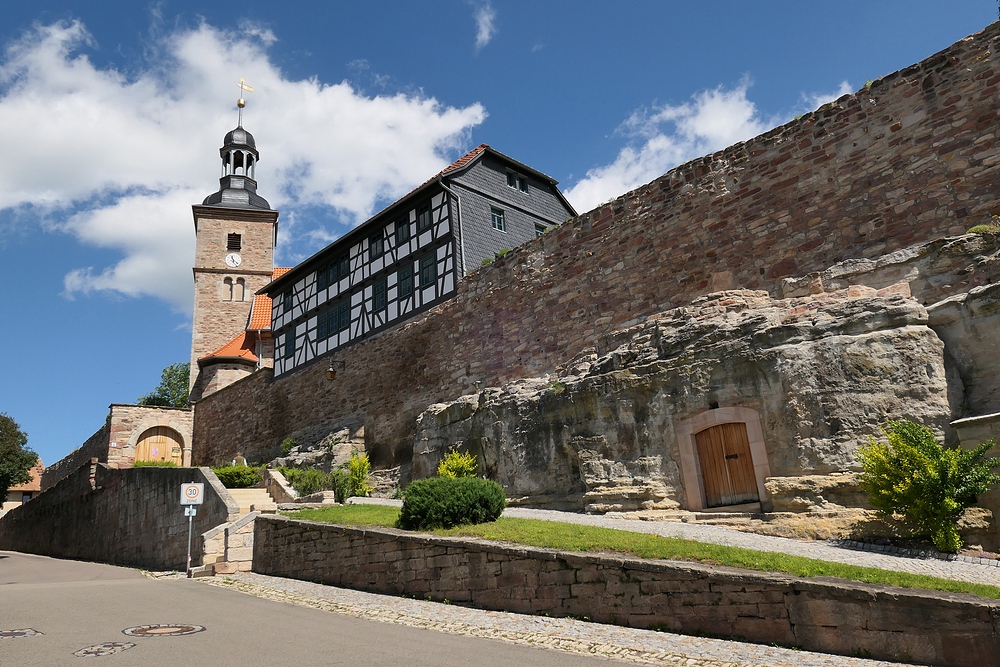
[225,253,242,268]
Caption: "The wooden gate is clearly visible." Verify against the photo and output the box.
[695,422,759,508]
[135,426,183,465]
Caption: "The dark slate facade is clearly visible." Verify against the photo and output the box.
[263,145,575,377]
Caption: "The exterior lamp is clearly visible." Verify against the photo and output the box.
[326,359,346,381]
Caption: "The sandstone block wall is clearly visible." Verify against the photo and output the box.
[0,464,237,570]
[254,516,999,667]
[195,24,1000,467]
[41,405,194,491]
[41,420,109,491]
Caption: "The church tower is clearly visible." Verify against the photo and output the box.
[189,97,278,398]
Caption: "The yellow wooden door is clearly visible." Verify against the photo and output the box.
[135,427,183,464]
[695,422,759,508]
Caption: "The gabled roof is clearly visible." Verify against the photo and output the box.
[261,144,572,296]
[198,331,258,366]
[247,268,291,330]
[8,459,43,493]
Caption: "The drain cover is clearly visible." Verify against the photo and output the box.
[122,624,205,637]
[0,629,42,638]
[73,642,135,657]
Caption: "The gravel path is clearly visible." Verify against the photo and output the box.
[207,571,910,667]
[350,497,1000,587]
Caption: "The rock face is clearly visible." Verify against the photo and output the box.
[412,289,952,512]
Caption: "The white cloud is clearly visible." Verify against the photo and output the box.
[565,79,852,214]
[0,20,486,313]
[799,80,853,112]
[473,3,497,51]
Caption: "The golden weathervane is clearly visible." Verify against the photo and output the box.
[236,77,254,125]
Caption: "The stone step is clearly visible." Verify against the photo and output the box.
[227,488,275,515]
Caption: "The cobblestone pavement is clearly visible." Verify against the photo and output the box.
[206,572,911,667]
[351,498,1000,587]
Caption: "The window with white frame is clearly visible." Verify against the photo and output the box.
[490,207,506,232]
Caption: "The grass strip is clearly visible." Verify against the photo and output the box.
[285,504,1000,600]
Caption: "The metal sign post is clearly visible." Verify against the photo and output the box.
[180,483,205,577]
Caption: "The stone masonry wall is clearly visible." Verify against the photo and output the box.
[40,420,108,491]
[0,464,237,570]
[255,516,999,667]
[41,405,194,491]
[194,24,1000,467]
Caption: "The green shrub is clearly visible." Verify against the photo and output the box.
[279,467,331,496]
[437,448,478,478]
[133,460,178,468]
[480,257,494,267]
[348,452,373,497]
[858,420,1000,552]
[331,468,351,503]
[397,477,506,530]
[967,224,1000,235]
[212,465,263,489]
[280,437,296,456]
[495,248,510,258]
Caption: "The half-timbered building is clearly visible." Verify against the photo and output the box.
[264,145,575,377]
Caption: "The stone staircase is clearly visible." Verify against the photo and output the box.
[228,488,276,516]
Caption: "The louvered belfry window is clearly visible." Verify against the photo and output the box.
[227,233,242,251]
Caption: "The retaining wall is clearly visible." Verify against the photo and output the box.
[195,24,1000,467]
[0,463,237,570]
[254,516,1000,667]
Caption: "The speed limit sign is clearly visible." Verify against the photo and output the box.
[180,483,204,505]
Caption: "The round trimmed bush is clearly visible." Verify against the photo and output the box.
[397,477,506,530]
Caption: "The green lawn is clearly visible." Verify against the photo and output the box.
[286,504,1000,600]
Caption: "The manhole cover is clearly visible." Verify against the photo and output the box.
[73,642,136,657]
[0,628,42,638]
[122,624,205,637]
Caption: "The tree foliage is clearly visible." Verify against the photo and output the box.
[0,412,38,499]
[138,362,190,408]
[858,420,1000,553]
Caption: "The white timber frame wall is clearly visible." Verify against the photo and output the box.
[272,191,456,376]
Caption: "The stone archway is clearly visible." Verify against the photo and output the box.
[675,407,772,511]
[135,426,184,465]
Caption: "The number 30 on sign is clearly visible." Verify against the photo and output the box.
[180,483,204,505]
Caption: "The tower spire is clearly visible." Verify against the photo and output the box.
[236,77,254,127]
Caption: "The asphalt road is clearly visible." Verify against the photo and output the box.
[0,551,615,666]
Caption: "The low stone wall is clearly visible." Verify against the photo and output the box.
[0,463,237,570]
[255,516,999,667]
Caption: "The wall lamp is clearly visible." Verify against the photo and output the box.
[326,359,346,381]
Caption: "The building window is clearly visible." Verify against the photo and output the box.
[373,277,387,312]
[416,203,432,233]
[234,278,246,302]
[420,252,437,286]
[317,253,351,292]
[398,263,414,298]
[506,171,528,193]
[535,224,547,237]
[223,277,233,301]
[491,207,506,232]
[227,233,242,251]
[282,331,295,359]
[369,232,384,260]
[21,492,31,504]
[395,218,411,246]
[336,299,351,333]
[282,290,293,314]
[318,300,351,340]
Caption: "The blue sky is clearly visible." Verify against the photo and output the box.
[0,1,995,467]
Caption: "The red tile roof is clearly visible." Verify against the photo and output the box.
[9,459,43,493]
[247,268,291,330]
[199,331,258,364]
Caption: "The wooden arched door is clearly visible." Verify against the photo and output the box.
[695,422,759,508]
[135,427,184,465]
